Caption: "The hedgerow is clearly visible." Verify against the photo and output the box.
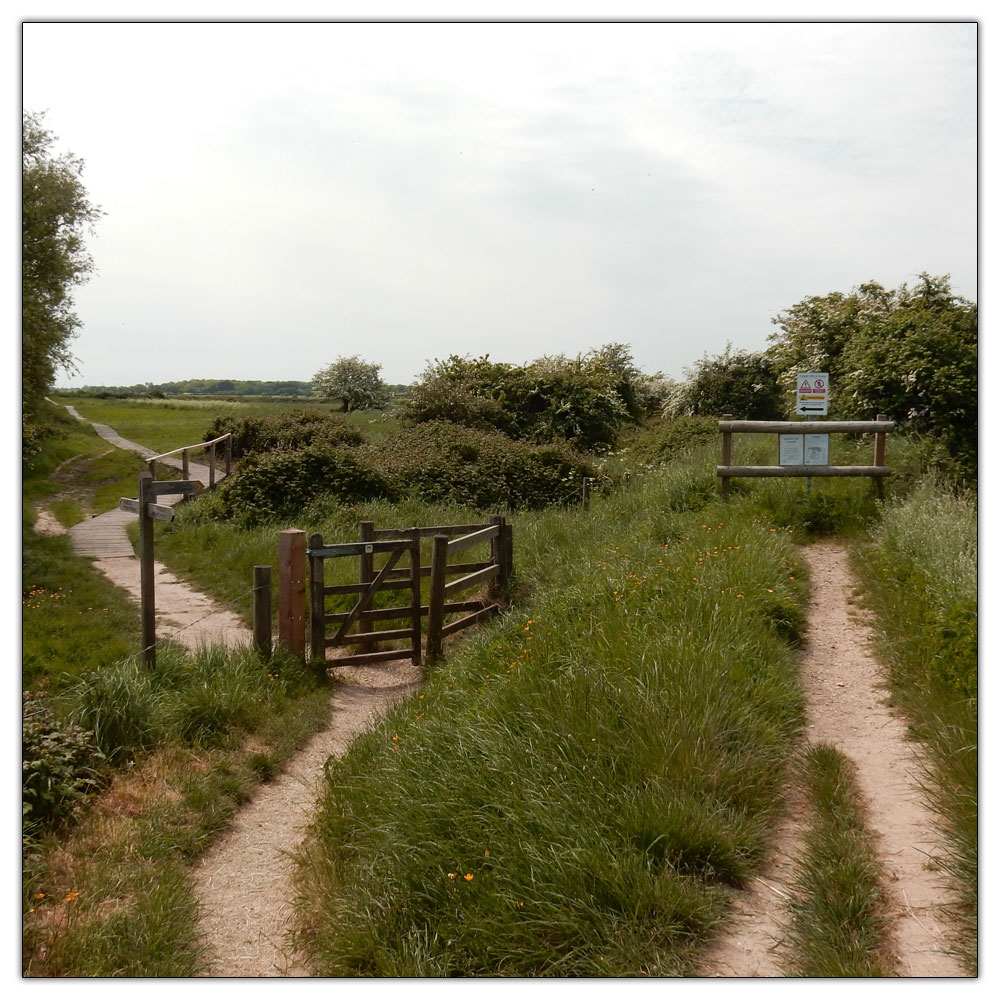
[203,410,364,459]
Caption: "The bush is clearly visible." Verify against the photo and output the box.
[212,443,393,526]
[399,349,640,451]
[204,410,364,460]
[23,690,106,833]
[365,422,599,510]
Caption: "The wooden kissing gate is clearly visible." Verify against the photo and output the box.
[278,516,513,668]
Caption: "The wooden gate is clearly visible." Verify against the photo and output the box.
[305,516,512,667]
[308,530,423,667]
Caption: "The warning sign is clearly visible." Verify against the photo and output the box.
[796,372,829,415]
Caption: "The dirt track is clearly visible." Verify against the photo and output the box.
[699,542,966,977]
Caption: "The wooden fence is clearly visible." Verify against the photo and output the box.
[717,413,894,497]
[146,432,233,487]
[295,516,512,668]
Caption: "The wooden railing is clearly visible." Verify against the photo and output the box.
[146,433,233,488]
[717,414,894,496]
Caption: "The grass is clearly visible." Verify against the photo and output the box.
[783,744,892,977]
[22,527,141,693]
[57,394,399,455]
[23,646,331,976]
[850,479,978,974]
[23,403,975,976]
[289,473,810,976]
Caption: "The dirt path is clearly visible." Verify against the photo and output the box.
[191,662,421,976]
[700,541,967,978]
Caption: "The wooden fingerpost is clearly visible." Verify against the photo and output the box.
[182,448,190,482]
[138,471,156,668]
[208,442,217,488]
[874,413,889,499]
[253,565,272,659]
[308,533,327,664]
[358,520,375,653]
[426,533,449,665]
[720,414,733,498]
[278,529,306,660]
[225,435,233,477]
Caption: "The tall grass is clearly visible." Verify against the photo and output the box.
[291,473,809,976]
[851,479,977,973]
[784,744,892,977]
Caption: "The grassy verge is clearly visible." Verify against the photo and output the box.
[289,472,809,976]
[850,479,977,974]
[23,646,330,976]
[783,744,892,977]
[22,413,333,976]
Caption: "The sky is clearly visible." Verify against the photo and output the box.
[21,14,978,390]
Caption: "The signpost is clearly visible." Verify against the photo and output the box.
[796,372,829,416]
[118,474,204,667]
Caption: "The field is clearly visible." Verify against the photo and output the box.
[23,395,976,976]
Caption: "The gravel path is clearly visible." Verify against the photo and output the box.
[699,541,967,977]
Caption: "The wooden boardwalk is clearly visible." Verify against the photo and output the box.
[63,404,224,561]
[56,404,250,652]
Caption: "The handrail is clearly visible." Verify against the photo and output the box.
[147,432,232,463]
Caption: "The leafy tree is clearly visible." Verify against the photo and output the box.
[662,345,784,419]
[22,111,101,454]
[311,355,391,412]
[766,274,977,484]
[838,276,977,479]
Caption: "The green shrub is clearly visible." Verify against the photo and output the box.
[23,690,107,833]
[211,444,393,526]
[365,422,599,511]
[619,416,719,465]
[204,410,364,459]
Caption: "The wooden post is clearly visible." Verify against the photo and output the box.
[278,529,306,660]
[253,565,272,658]
[225,435,232,477]
[358,520,374,652]
[138,471,156,668]
[874,413,888,499]
[409,528,422,666]
[182,448,190,481]
[426,534,449,664]
[504,521,514,590]
[148,458,157,481]
[487,514,505,601]
[208,442,217,488]
[721,414,733,498]
[308,533,326,663]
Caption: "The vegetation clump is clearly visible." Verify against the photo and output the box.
[23,690,107,835]
[204,409,364,460]
[399,344,663,452]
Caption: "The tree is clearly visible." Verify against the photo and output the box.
[662,345,784,419]
[22,111,102,452]
[311,355,390,412]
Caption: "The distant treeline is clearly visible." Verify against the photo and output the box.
[77,379,316,397]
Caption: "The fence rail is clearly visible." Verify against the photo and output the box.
[717,413,893,496]
[146,432,233,488]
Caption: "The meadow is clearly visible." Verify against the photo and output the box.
[23,396,976,976]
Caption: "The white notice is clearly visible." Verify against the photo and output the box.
[779,434,804,466]
[804,434,830,466]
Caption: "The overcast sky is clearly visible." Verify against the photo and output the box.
[22,18,977,389]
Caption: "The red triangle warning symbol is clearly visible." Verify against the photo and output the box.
[799,379,812,391]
